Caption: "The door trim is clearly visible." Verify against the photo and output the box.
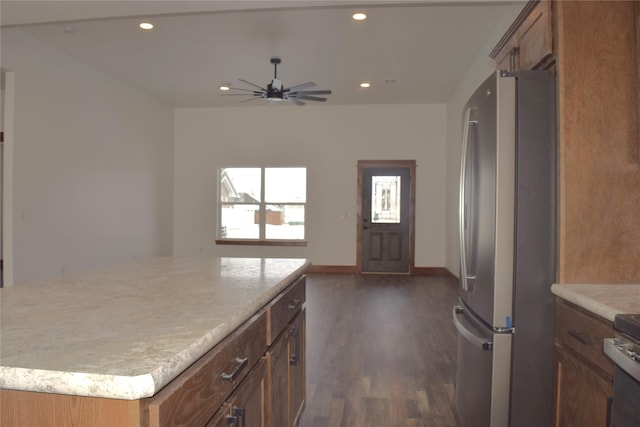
[356,160,416,274]
[2,71,14,287]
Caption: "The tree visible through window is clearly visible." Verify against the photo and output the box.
[219,167,306,241]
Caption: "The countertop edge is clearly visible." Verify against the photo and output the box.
[550,283,640,323]
[146,260,311,397]
[0,367,156,400]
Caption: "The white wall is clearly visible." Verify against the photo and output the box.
[174,104,447,267]
[0,29,175,284]
[444,3,527,277]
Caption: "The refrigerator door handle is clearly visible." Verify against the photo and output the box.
[459,108,478,292]
[453,305,493,351]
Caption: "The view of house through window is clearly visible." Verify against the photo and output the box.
[219,167,306,240]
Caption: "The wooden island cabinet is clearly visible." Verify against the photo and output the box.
[0,257,309,427]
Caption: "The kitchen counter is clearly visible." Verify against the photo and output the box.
[551,283,640,321]
[0,257,310,400]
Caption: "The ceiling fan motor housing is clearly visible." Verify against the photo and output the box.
[267,78,284,100]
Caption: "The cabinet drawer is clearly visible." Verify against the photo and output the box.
[148,310,267,427]
[267,276,306,345]
[555,300,614,378]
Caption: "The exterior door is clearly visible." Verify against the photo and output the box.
[357,160,415,274]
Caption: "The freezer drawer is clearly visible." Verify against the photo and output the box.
[453,304,512,427]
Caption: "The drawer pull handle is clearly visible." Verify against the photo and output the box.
[289,326,300,366]
[221,357,248,382]
[288,298,302,310]
[225,407,245,427]
[233,407,246,427]
[568,330,593,346]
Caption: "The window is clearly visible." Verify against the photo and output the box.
[218,167,307,245]
[371,175,401,223]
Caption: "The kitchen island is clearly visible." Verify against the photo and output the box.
[0,257,310,426]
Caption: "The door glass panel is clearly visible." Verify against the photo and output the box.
[371,175,401,223]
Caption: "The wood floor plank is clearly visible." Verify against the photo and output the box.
[299,273,459,427]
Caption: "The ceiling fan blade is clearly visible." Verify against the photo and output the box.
[238,79,266,91]
[240,97,261,103]
[220,93,255,96]
[226,87,261,93]
[293,94,327,102]
[285,82,316,92]
[289,98,306,106]
[294,90,332,95]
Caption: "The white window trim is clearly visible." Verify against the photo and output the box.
[216,167,308,246]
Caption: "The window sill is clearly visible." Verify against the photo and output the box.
[215,239,308,247]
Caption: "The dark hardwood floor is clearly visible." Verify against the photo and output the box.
[298,273,459,427]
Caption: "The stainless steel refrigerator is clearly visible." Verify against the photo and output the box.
[453,70,556,427]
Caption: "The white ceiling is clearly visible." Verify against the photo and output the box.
[1,1,525,108]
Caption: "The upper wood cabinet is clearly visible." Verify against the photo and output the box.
[492,0,640,283]
[490,0,553,71]
[554,1,640,283]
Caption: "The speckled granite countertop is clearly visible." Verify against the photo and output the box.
[0,257,310,400]
[551,283,640,322]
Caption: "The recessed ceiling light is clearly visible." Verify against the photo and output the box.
[219,85,231,91]
[360,82,371,88]
[352,12,367,21]
[139,22,154,30]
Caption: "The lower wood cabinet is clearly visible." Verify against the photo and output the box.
[553,299,614,427]
[268,309,306,427]
[289,311,306,426]
[206,358,267,427]
[148,311,268,427]
[554,347,612,427]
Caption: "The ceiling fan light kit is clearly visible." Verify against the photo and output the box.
[221,57,332,106]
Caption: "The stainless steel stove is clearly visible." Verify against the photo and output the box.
[604,314,640,426]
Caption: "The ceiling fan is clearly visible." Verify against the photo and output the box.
[221,58,332,106]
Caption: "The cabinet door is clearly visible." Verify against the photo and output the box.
[289,310,306,427]
[517,0,552,69]
[554,346,612,427]
[268,309,306,427]
[205,404,232,427]
[490,0,553,71]
[269,331,289,427]
[211,358,267,427]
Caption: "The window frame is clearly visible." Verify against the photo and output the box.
[215,166,308,247]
